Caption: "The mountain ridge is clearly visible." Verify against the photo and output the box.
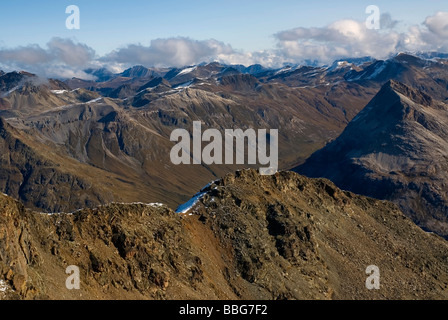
[2,169,448,300]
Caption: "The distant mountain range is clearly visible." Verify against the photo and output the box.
[0,57,381,212]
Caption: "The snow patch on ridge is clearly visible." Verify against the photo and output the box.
[40,202,166,216]
[177,66,197,76]
[175,80,194,89]
[176,192,206,214]
[176,179,221,214]
[367,62,387,79]
[200,179,220,192]
[51,90,67,95]
[1,86,19,97]
[86,97,103,104]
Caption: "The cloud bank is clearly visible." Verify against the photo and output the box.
[0,12,448,79]
[274,12,448,64]
[0,38,96,79]
[104,38,235,67]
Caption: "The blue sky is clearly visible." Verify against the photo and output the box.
[1,0,447,53]
[1,1,448,77]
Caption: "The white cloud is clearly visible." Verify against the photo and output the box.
[47,38,95,66]
[102,37,286,69]
[274,19,401,63]
[424,12,448,38]
[103,37,235,68]
[380,13,399,30]
[273,11,448,64]
[0,38,96,79]
[0,44,50,65]
[216,50,286,68]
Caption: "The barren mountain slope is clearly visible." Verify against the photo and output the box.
[1,170,448,300]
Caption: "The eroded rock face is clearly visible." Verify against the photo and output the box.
[0,195,216,300]
[1,169,448,300]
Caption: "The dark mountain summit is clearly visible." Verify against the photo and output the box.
[0,71,36,93]
[296,80,448,237]
[120,65,158,78]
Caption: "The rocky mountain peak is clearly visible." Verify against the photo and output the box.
[386,80,433,106]
[349,80,436,129]
[296,80,448,238]
[120,65,156,78]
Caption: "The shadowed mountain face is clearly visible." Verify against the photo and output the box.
[2,170,448,300]
[296,80,448,237]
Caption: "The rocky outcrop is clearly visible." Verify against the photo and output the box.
[2,169,448,300]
